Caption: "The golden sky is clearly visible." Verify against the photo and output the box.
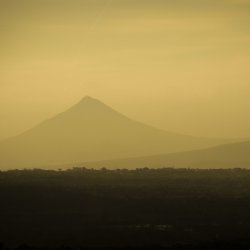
[0,0,250,139]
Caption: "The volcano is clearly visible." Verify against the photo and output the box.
[0,96,234,169]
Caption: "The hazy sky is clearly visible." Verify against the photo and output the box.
[0,0,250,139]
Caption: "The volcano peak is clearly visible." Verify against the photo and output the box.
[71,96,109,109]
[78,95,101,104]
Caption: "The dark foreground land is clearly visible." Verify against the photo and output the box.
[1,168,250,249]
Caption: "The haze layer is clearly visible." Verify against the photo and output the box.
[1,0,250,140]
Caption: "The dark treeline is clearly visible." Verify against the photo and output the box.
[2,240,250,250]
[1,168,250,249]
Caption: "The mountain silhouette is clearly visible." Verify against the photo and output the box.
[80,140,250,169]
[0,96,238,169]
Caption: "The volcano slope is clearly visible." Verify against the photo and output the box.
[0,96,236,169]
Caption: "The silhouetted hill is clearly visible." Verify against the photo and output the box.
[0,96,237,169]
[80,140,250,169]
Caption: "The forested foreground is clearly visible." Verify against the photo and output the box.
[1,168,250,249]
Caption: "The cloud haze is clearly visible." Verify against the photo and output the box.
[0,0,250,139]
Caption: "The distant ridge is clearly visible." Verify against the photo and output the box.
[0,96,239,169]
[79,140,250,169]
